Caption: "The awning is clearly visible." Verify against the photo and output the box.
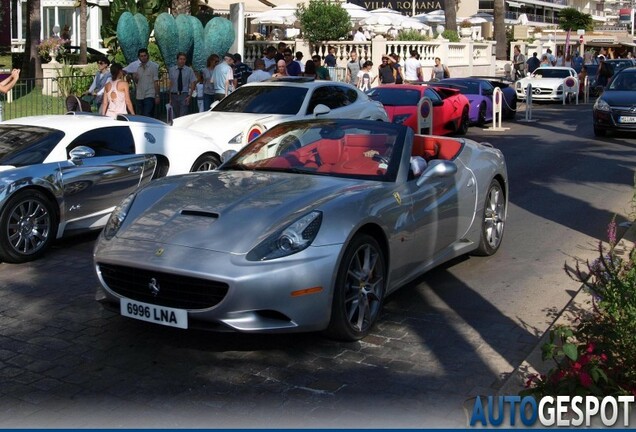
[620,41,636,47]
[507,1,522,7]
[203,0,276,13]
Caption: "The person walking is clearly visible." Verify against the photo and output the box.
[84,56,111,113]
[130,48,160,117]
[201,54,219,111]
[294,51,305,73]
[312,55,331,80]
[512,45,526,80]
[212,53,234,101]
[403,50,422,83]
[272,59,288,78]
[168,52,197,118]
[345,51,363,86]
[283,49,301,76]
[0,69,20,94]
[430,57,449,81]
[102,63,135,118]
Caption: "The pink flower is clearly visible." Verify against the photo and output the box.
[607,220,617,245]
[579,372,593,388]
[586,342,595,353]
[572,362,582,371]
[600,353,608,362]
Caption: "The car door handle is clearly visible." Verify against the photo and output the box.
[128,166,142,174]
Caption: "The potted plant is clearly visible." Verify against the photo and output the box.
[37,37,68,63]
[459,20,473,37]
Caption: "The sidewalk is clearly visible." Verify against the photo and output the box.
[497,221,636,396]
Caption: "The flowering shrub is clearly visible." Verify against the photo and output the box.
[460,20,473,28]
[522,219,636,397]
[37,37,68,58]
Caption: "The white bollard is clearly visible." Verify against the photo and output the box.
[518,83,536,123]
[0,102,3,122]
[583,76,589,104]
[562,76,579,105]
[486,87,509,131]
[417,97,433,135]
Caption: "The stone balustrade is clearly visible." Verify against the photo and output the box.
[245,38,497,80]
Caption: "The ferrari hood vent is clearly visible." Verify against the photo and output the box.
[180,209,219,219]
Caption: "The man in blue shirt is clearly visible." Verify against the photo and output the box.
[284,49,301,76]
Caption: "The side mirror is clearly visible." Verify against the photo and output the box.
[313,104,331,116]
[221,150,237,162]
[416,160,457,187]
[69,146,95,164]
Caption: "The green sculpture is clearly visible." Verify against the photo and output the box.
[204,17,235,58]
[189,16,207,73]
[176,14,194,58]
[117,12,149,64]
[154,12,179,69]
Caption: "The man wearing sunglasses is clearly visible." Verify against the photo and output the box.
[84,56,111,113]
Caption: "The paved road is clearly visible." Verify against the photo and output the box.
[1,102,635,428]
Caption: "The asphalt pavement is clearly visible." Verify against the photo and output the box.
[1,100,635,428]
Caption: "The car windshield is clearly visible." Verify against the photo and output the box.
[222,120,405,182]
[606,60,634,72]
[212,85,308,114]
[533,69,571,79]
[443,80,481,95]
[366,88,422,106]
[0,124,64,166]
[608,71,636,90]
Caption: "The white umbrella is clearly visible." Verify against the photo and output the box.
[341,3,372,21]
[370,7,402,15]
[251,4,297,25]
[466,16,488,24]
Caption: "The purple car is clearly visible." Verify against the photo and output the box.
[439,78,517,125]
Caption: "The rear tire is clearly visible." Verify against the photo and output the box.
[190,154,221,172]
[0,189,57,263]
[325,234,386,341]
[474,179,506,256]
[456,107,469,135]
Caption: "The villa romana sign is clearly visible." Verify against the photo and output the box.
[350,0,443,15]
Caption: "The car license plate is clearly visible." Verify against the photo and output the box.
[619,116,636,123]
[120,299,188,329]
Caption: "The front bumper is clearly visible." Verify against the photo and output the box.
[94,236,343,333]
[593,108,636,132]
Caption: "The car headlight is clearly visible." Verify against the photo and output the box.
[594,98,611,112]
[228,132,243,145]
[246,211,322,261]
[103,193,136,240]
[557,84,563,92]
[392,114,411,125]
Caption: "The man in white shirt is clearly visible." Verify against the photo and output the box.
[247,59,272,83]
[403,50,422,83]
[212,53,235,100]
[353,27,367,42]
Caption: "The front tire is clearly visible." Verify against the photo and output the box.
[190,154,221,172]
[477,103,487,126]
[593,126,606,137]
[474,179,506,256]
[325,234,386,341]
[0,190,57,263]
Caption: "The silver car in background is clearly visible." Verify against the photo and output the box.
[94,119,508,340]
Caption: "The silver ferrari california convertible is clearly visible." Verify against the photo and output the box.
[94,119,508,340]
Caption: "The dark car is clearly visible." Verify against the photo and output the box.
[592,67,636,136]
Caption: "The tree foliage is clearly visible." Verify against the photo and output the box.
[558,8,594,31]
[296,0,350,44]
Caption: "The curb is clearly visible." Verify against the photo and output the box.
[496,221,636,396]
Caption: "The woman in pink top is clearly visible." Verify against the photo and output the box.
[102,63,135,117]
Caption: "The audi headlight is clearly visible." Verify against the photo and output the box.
[594,98,611,112]
[103,193,136,240]
[229,132,243,145]
[246,211,322,261]
[392,114,411,125]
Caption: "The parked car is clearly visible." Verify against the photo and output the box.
[366,84,470,136]
[440,77,517,124]
[593,66,636,136]
[173,77,388,154]
[515,67,578,101]
[94,118,508,340]
[0,113,224,263]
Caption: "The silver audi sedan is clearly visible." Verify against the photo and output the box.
[94,119,508,340]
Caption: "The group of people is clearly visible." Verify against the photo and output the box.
[343,49,449,92]
[82,47,258,119]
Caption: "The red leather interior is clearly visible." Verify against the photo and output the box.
[412,135,462,161]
